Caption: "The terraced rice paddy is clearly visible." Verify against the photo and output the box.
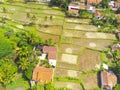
[0,2,116,90]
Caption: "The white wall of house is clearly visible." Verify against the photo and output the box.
[38,53,47,60]
[49,59,56,66]
[68,6,79,10]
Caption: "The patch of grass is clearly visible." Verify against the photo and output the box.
[6,78,29,90]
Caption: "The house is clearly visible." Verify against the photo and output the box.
[111,43,120,52]
[94,11,102,20]
[43,46,57,66]
[116,32,120,39]
[68,2,81,16]
[34,45,57,66]
[101,71,117,90]
[68,2,86,16]
[109,1,115,8]
[87,0,102,5]
[114,1,120,9]
[87,5,96,13]
[31,66,54,84]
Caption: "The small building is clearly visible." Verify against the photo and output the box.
[94,11,102,20]
[31,66,54,84]
[34,45,57,67]
[43,46,57,66]
[117,32,120,39]
[112,43,120,52]
[68,2,86,16]
[68,2,81,16]
[101,71,117,90]
[114,1,120,9]
[87,5,96,13]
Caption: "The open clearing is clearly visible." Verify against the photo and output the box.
[78,49,101,71]
[55,82,82,90]
[61,54,78,64]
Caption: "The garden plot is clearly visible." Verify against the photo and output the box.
[64,23,98,31]
[85,32,116,40]
[55,68,82,78]
[63,29,85,37]
[72,38,114,50]
[56,62,78,70]
[36,16,64,26]
[37,31,60,43]
[78,49,101,71]
[82,73,99,90]
[65,18,91,24]
[60,44,84,54]
[61,54,78,64]
[55,82,82,90]
[37,25,62,35]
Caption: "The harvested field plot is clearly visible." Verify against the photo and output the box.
[55,68,82,78]
[61,37,73,44]
[63,29,85,37]
[72,38,114,50]
[65,18,91,24]
[82,73,99,90]
[37,31,60,43]
[85,32,116,40]
[55,82,82,90]
[78,49,101,71]
[64,23,98,31]
[56,62,78,70]
[37,25,62,35]
[60,44,84,54]
[61,54,78,64]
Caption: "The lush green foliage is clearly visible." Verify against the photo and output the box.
[79,10,93,19]
[0,58,17,87]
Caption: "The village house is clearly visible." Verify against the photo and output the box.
[117,32,120,39]
[114,1,120,9]
[111,43,120,52]
[31,66,54,86]
[35,45,57,67]
[94,11,102,20]
[68,2,85,16]
[101,70,117,90]
[87,5,96,13]
[68,2,81,16]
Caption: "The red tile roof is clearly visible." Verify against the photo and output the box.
[117,32,120,38]
[43,46,57,53]
[115,14,120,18]
[43,46,57,60]
[114,1,120,8]
[32,66,53,83]
[87,0,102,4]
[48,52,57,60]
[101,71,117,89]
[68,9,79,14]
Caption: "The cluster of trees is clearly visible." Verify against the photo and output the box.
[0,24,54,89]
[92,9,120,33]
